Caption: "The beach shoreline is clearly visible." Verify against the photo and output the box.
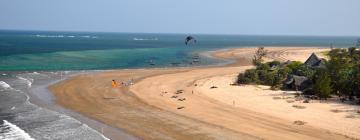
[47,47,360,140]
[26,71,139,140]
[25,47,240,140]
[25,54,227,140]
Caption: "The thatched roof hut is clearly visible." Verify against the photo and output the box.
[304,53,325,67]
[283,75,311,91]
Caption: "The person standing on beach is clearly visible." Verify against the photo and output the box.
[112,80,118,87]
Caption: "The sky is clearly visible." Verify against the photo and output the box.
[0,0,359,36]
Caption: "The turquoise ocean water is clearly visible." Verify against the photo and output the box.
[0,30,358,71]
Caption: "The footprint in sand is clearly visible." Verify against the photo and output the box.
[293,120,306,125]
[160,91,168,96]
[178,98,186,101]
[175,90,184,94]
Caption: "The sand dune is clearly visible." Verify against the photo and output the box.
[50,47,359,140]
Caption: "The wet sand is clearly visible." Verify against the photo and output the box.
[28,74,138,140]
[50,47,359,140]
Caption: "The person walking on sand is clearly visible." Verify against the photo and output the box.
[111,80,118,88]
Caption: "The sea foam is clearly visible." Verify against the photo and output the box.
[0,120,35,140]
[0,81,11,90]
[34,35,97,39]
[35,35,65,38]
[81,35,98,38]
[31,72,40,75]
[16,77,33,88]
[133,37,158,41]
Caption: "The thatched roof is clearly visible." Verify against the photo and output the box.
[304,53,324,67]
[284,75,309,87]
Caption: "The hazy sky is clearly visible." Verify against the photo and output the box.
[0,0,359,36]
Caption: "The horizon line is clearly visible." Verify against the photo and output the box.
[0,29,359,38]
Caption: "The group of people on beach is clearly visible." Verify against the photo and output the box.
[111,79,134,88]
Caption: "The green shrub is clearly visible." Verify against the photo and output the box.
[267,61,281,67]
[256,63,270,71]
[237,61,290,88]
[293,65,315,78]
[286,61,302,72]
[237,69,258,84]
[313,70,332,99]
[256,70,268,84]
[237,73,252,84]
[278,67,291,77]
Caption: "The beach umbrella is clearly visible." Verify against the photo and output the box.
[185,36,197,45]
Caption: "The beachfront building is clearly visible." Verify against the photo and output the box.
[283,75,312,91]
[304,53,325,68]
[283,53,326,91]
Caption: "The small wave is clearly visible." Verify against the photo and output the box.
[81,123,110,140]
[35,34,65,38]
[28,72,44,76]
[0,81,11,90]
[31,72,40,75]
[34,35,98,39]
[17,77,33,88]
[133,37,158,41]
[81,35,98,38]
[27,72,50,78]
[0,120,35,140]
[2,73,7,76]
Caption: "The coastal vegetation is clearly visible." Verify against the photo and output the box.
[238,46,360,103]
[252,47,268,66]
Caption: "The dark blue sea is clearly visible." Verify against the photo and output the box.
[0,30,359,139]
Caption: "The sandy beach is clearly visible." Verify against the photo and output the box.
[49,47,360,140]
